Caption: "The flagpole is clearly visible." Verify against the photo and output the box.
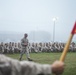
[60,22,76,62]
[60,34,73,61]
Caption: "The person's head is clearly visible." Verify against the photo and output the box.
[24,33,28,38]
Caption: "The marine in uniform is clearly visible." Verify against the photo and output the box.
[19,33,33,61]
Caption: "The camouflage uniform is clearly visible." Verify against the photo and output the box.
[0,54,52,75]
[19,37,30,60]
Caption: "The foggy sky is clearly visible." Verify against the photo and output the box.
[0,0,76,42]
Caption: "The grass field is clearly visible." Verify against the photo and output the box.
[5,52,76,75]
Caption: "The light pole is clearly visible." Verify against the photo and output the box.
[52,17,58,42]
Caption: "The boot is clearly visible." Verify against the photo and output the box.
[27,57,33,61]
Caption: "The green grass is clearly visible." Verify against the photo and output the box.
[5,52,76,75]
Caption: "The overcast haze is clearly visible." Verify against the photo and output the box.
[0,0,76,42]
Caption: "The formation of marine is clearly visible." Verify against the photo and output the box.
[0,42,76,54]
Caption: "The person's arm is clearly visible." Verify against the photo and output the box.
[20,61,52,75]
[20,60,64,75]
[0,55,52,75]
[0,54,64,75]
[26,39,29,46]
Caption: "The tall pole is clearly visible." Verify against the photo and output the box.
[52,17,58,43]
[53,21,55,42]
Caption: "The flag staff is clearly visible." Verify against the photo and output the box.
[60,22,76,62]
[60,34,73,61]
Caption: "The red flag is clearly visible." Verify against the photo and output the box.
[71,21,76,35]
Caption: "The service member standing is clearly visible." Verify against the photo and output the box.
[19,33,32,61]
